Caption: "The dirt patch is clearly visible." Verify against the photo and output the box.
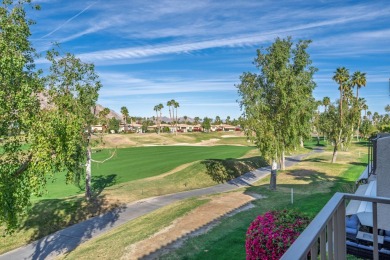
[121,192,256,259]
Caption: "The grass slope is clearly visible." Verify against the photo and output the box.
[161,142,368,259]
[38,145,255,200]
[1,145,258,254]
[104,153,267,203]
[62,198,209,260]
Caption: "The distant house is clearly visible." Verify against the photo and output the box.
[220,124,237,132]
[192,124,203,132]
[91,125,103,132]
[209,124,240,132]
[118,123,142,133]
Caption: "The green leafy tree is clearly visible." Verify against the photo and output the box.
[141,118,153,133]
[45,49,102,200]
[120,106,129,133]
[360,118,376,138]
[202,117,211,132]
[108,117,120,133]
[237,37,317,189]
[0,0,44,231]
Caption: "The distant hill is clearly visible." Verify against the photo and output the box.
[94,104,122,120]
[38,93,122,121]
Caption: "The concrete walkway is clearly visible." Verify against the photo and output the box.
[0,148,321,260]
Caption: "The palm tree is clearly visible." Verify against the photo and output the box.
[351,71,366,101]
[167,100,175,133]
[99,107,110,133]
[225,116,231,124]
[333,67,350,124]
[362,103,368,117]
[173,100,180,135]
[322,96,330,112]
[153,104,164,134]
[194,117,200,125]
[183,115,188,124]
[356,98,367,141]
[385,104,390,113]
[153,105,159,133]
[215,116,221,125]
[373,112,379,125]
[158,103,164,132]
[120,106,129,133]
[367,111,372,122]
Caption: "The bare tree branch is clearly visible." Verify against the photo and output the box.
[90,147,117,164]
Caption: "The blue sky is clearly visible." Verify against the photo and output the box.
[29,0,390,119]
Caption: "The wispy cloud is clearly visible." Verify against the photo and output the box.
[98,72,236,96]
[75,7,389,63]
[40,2,96,38]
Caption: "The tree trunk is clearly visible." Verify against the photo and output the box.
[270,159,277,190]
[156,111,160,134]
[332,145,338,163]
[85,145,92,200]
[300,137,304,148]
[281,150,285,170]
[175,108,178,136]
[124,117,128,133]
[356,125,360,142]
[168,107,172,133]
[159,111,162,133]
[316,134,320,145]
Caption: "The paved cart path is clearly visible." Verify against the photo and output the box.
[0,148,322,260]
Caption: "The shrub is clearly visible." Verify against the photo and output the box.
[245,209,310,260]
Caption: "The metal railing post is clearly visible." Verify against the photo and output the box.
[373,202,379,260]
[327,217,334,260]
[281,193,390,260]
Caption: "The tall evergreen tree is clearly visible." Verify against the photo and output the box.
[237,37,317,189]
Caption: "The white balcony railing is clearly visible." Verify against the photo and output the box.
[281,192,390,260]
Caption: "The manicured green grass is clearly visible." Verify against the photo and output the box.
[105,155,267,203]
[92,146,254,182]
[62,198,210,260]
[37,145,255,200]
[161,143,368,259]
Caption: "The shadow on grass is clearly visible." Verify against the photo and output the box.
[201,156,267,183]
[145,149,367,259]
[21,195,124,260]
[349,162,367,167]
[285,169,333,183]
[354,141,369,147]
[91,174,117,196]
[303,157,327,163]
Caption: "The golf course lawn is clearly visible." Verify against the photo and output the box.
[36,145,256,200]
